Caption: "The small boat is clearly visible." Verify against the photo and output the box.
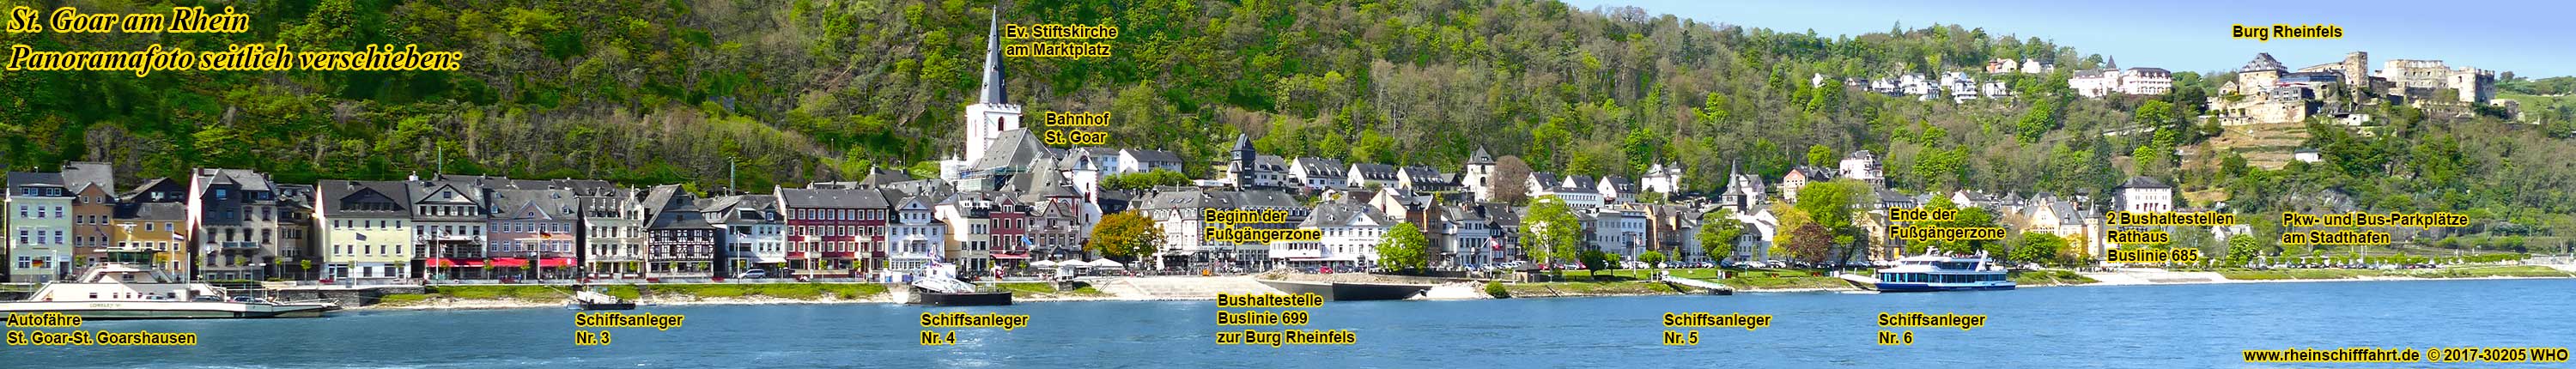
[908,276,1012,306]
[567,288,636,310]
[0,247,338,319]
[1838,251,2016,293]
[1255,279,1432,301]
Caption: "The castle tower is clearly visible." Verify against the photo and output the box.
[960,4,1024,166]
[2340,51,2370,88]
[1229,134,1255,189]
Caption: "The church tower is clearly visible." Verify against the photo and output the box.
[961,4,1024,166]
[1463,146,1495,200]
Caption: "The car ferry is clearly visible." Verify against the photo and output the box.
[1837,251,2015,292]
[0,247,339,319]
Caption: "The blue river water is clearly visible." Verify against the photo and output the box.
[7,278,2573,368]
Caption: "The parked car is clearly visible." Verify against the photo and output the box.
[736,269,769,279]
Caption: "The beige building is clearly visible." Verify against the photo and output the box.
[316,180,416,280]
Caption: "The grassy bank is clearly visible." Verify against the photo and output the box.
[374,283,889,307]
[2219,265,2573,281]
[1497,281,1685,298]
[2011,269,2099,286]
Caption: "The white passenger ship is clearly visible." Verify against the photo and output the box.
[0,247,338,319]
[1838,251,2017,292]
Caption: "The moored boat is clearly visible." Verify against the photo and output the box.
[1255,279,1432,301]
[1839,251,2015,293]
[0,248,339,319]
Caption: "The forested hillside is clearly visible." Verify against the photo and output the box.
[4,0,2575,241]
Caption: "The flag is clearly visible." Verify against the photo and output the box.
[1489,238,1502,251]
[1021,235,1036,247]
[171,233,186,241]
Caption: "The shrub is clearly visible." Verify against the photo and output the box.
[1484,281,1510,299]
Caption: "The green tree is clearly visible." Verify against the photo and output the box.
[1639,251,1668,269]
[1698,209,1746,263]
[1375,223,1432,274]
[1577,250,1613,274]
[1795,180,1862,236]
[1520,195,1585,277]
[1087,211,1163,263]
[1101,169,1194,191]
[2013,233,2064,266]
[1806,144,1837,167]
[2224,234,2266,266]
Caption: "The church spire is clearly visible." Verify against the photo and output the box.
[978,3,1009,105]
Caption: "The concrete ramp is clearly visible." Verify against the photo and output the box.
[1660,275,1736,294]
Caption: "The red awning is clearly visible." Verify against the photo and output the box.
[539,257,574,268]
[489,257,529,267]
[787,251,809,259]
[822,251,857,258]
[989,252,1030,259]
[423,258,489,267]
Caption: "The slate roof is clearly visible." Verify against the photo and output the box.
[319,180,412,217]
[1299,200,1388,228]
[195,168,274,191]
[970,129,1063,171]
[1350,163,1399,181]
[858,168,913,186]
[777,188,892,209]
[113,202,188,221]
[2240,52,2285,73]
[486,189,578,220]
[60,162,113,194]
[1121,148,1183,164]
[702,195,781,224]
[1601,175,1637,192]
[1400,166,1455,185]
[2120,176,2171,189]
[7,172,65,191]
[1294,157,1346,178]
[1255,155,1289,172]
[1563,175,1598,192]
[648,202,714,230]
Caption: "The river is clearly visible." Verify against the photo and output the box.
[9,278,2572,368]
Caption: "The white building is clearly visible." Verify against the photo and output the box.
[1589,206,1648,261]
[1527,172,1603,208]
[1838,150,1884,188]
[1638,161,1685,195]
[1291,157,1349,191]
[1274,200,1390,268]
[2116,176,2174,213]
[886,196,947,271]
[7,171,73,281]
[2071,67,2174,98]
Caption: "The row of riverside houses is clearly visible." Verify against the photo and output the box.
[0,160,1090,282]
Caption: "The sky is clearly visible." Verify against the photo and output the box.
[1562,0,2576,78]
